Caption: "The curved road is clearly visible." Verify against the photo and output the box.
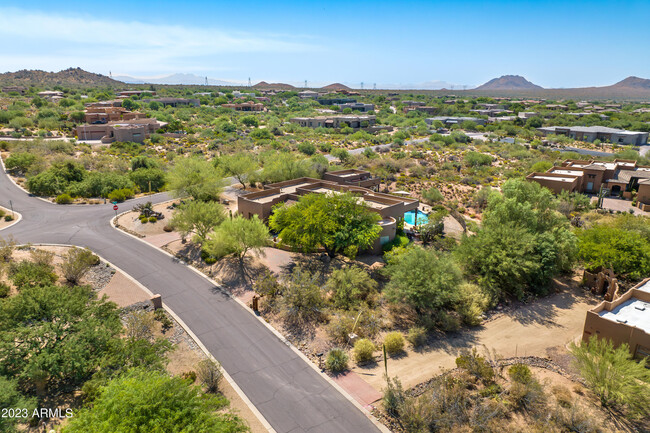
[0,166,382,433]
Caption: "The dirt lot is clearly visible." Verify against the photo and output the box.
[352,283,600,392]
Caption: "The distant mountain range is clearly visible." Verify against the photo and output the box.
[112,73,240,86]
[475,75,543,90]
[0,67,120,86]
[2,68,650,99]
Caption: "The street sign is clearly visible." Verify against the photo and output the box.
[113,205,118,211]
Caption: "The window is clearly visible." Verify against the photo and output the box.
[587,174,596,179]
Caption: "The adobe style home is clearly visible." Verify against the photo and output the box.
[582,278,650,359]
[221,101,265,112]
[537,126,648,146]
[237,170,418,254]
[526,159,650,211]
[76,118,166,143]
[290,115,377,130]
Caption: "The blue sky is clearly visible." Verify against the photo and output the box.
[1,1,649,88]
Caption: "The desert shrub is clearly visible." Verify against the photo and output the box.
[148,216,157,222]
[154,308,173,330]
[328,315,355,344]
[4,215,12,222]
[181,371,197,383]
[59,247,99,284]
[280,267,324,324]
[0,237,16,262]
[124,310,155,341]
[383,332,405,355]
[398,395,434,432]
[0,282,9,298]
[551,385,573,408]
[422,186,444,204]
[353,338,375,363]
[570,336,650,417]
[551,402,600,433]
[455,282,489,326]
[326,266,377,309]
[383,375,405,417]
[325,348,349,372]
[107,188,135,203]
[508,379,547,414]
[29,248,54,266]
[435,310,461,332]
[406,326,427,348]
[55,193,73,204]
[196,359,223,393]
[508,364,533,384]
[9,261,57,289]
[455,348,495,384]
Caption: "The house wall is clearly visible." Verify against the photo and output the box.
[582,286,650,358]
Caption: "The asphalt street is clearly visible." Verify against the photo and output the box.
[0,164,382,433]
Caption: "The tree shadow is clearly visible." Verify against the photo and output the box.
[504,285,589,327]
[210,255,268,297]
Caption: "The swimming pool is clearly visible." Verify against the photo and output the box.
[404,210,428,226]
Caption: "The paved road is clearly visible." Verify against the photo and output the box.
[0,166,381,433]
[559,146,613,157]
[639,145,650,157]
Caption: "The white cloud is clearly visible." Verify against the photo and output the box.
[0,7,320,75]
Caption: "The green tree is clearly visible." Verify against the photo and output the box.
[570,337,649,417]
[215,154,258,189]
[0,377,37,432]
[168,157,225,201]
[326,266,378,309]
[578,224,650,279]
[203,215,269,262]
[0,285,122,393]
[464,151,492,167]
[331,148,350,163]
[421,186,444,204]
[4,152,38,174]
[269,192,381,258]
[280,267,324,324]
[240,115,259,127]
[456,179,577,300]
[64,369,247,433]
[260,152,316,183]
[130,167,167,193]
[171,200,226,244]
[385,246,462,315]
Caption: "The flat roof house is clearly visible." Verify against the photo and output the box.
[526,159,650,211]
[538,126,648,146]
[2,86,26,94]
[582,278,650,359]
[143,98,200,107]
[290,115,377,129]
[118,90,155,97]
[426,116,487,126]
[298,90,319,99]
[237,172,417,254]
[76,118,166,143]
[221,101,265,111]
[338,102,375,112]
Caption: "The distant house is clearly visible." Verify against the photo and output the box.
[338,102,375,112]
[232,90,256,99]
[316,98,356,106]
[517,112,538,119]
[37,90,64,100]
[298,90,319,99]
[425,116,486,126]
[118,90,155,97]
[237,172,418,254]
[221,101,265,112]
[143,98,200,107]
[2,86,26,94]
[538,126,648,145]
[76,118,166,143]
[403,106,438,115]
[401,100,426,107]
[290,115,378,130]
[526,158,650,211]
[84,106,147,124]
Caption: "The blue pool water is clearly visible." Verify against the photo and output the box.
[404,210,428,226]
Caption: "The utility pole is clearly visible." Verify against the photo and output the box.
[9,200,14,218]
[304,80,308,88]
[360,82,364,90]
[248,77,251,87]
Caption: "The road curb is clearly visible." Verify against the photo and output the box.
[22,242,277,433]
[0,205,22,232]
[110,215,392,433]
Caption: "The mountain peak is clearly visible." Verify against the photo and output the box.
[612,76,650,89]
[475,75,543,90]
